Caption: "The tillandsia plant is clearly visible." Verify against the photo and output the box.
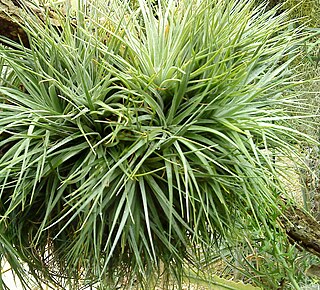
[0,0,314,289]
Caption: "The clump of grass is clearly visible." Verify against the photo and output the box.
[0,0,315,289]
[255,0,320,27]
[283,0,320,27]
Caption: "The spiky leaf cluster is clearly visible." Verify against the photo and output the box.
[0,0,308,288]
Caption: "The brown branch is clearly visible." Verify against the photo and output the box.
[0,0,29,46]
[280,200,320,258]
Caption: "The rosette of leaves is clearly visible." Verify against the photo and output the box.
[0,0,311,289]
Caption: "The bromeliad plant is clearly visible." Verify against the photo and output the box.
[0,0,312,289]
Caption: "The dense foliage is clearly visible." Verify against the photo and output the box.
[0,0,314,289]
[261,0,320,27]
